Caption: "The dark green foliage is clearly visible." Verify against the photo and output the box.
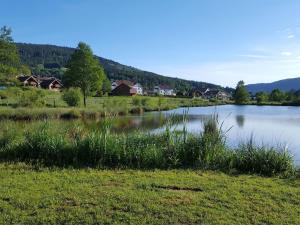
[62,88,82,106]
[0,26,26,84]
[255,91,269,104]
[269,89,286,102]
[234,81,249,104]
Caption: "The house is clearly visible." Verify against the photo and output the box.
[111,80,143,96]
[190,87,210,98]
[17,75,62,91]
[111,81,137,96]
[17,75,39,87]
[203,89,230,100]
[132,83,143,95]
[39,77,62,91]
[153,85,175,96]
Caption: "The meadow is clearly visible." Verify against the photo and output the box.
[0,87,223,120]
[0,163,299,225]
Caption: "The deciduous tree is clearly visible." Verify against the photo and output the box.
[234,81,249,104]
[63,42,106,107]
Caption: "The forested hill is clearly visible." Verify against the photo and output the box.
[246,77,300,94]
[16,43,227,92]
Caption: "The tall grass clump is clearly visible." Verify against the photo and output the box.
[231,139,295,177]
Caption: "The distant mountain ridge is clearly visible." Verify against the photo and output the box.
[16,43,229,93]
[246,77,300,94]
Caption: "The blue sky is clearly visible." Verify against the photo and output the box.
[1,0,300,87]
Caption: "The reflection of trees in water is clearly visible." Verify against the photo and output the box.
[235,115,245,128]
[70,113,217,133]
[110,113,168,132]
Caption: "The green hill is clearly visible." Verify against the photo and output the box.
[16,43,229,92]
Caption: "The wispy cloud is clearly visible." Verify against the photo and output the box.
[287,34,295,39]
[238,54,268,59]
[281,51,293,56]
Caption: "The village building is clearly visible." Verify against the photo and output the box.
[153,85,175,96]
[111,82,137,96]
[204,89,230,100]
[190,87,210,98]
[17,75,39,87]
[17,75,63,91]
[132,83,143,95]
[110,80,143,96]
[39,77,63,91]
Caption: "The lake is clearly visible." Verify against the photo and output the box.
[1,105,300,164]
[167,105,300,164]
[115,105,300,164]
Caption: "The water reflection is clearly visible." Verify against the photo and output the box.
[235,115,245,128]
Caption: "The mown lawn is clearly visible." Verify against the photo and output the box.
[0,164,299,224]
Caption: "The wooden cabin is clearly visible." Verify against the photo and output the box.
[17,75,39,87]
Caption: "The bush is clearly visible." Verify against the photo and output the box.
[17,88,46,107]
[62,88,82,107]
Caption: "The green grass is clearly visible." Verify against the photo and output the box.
[0,163,299,224]
[0,91,225,120]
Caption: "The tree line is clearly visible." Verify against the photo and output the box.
[233,80,300,105]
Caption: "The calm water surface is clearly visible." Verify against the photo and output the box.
[154,105,300,164]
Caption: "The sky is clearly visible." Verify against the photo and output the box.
[1,0,300,87]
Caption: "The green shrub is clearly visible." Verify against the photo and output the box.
[17,88,46,107]
[62,88,82,107]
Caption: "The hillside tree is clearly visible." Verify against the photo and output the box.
[0,26,30,84]
[62,42,106,107]
[234,80,249,104]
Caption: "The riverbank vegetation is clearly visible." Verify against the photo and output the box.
[0,115,295,177]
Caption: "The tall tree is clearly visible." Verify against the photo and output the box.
[234,80,249,104]
[63,42,106,107]
[0,26,26,84]
[101,76,111,95]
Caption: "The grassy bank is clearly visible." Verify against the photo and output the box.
[0,94,224,120]
[0,163,299,224]
[0,116,295,177]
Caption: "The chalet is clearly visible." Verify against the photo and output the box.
[111,80,143,95]
[153,85,175,96]
[190,87,210,98]
[204,89,230,100]
[17,75,62,91]
[17,75,39,87]
[111,82,137,96]
[39,77,62,91]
